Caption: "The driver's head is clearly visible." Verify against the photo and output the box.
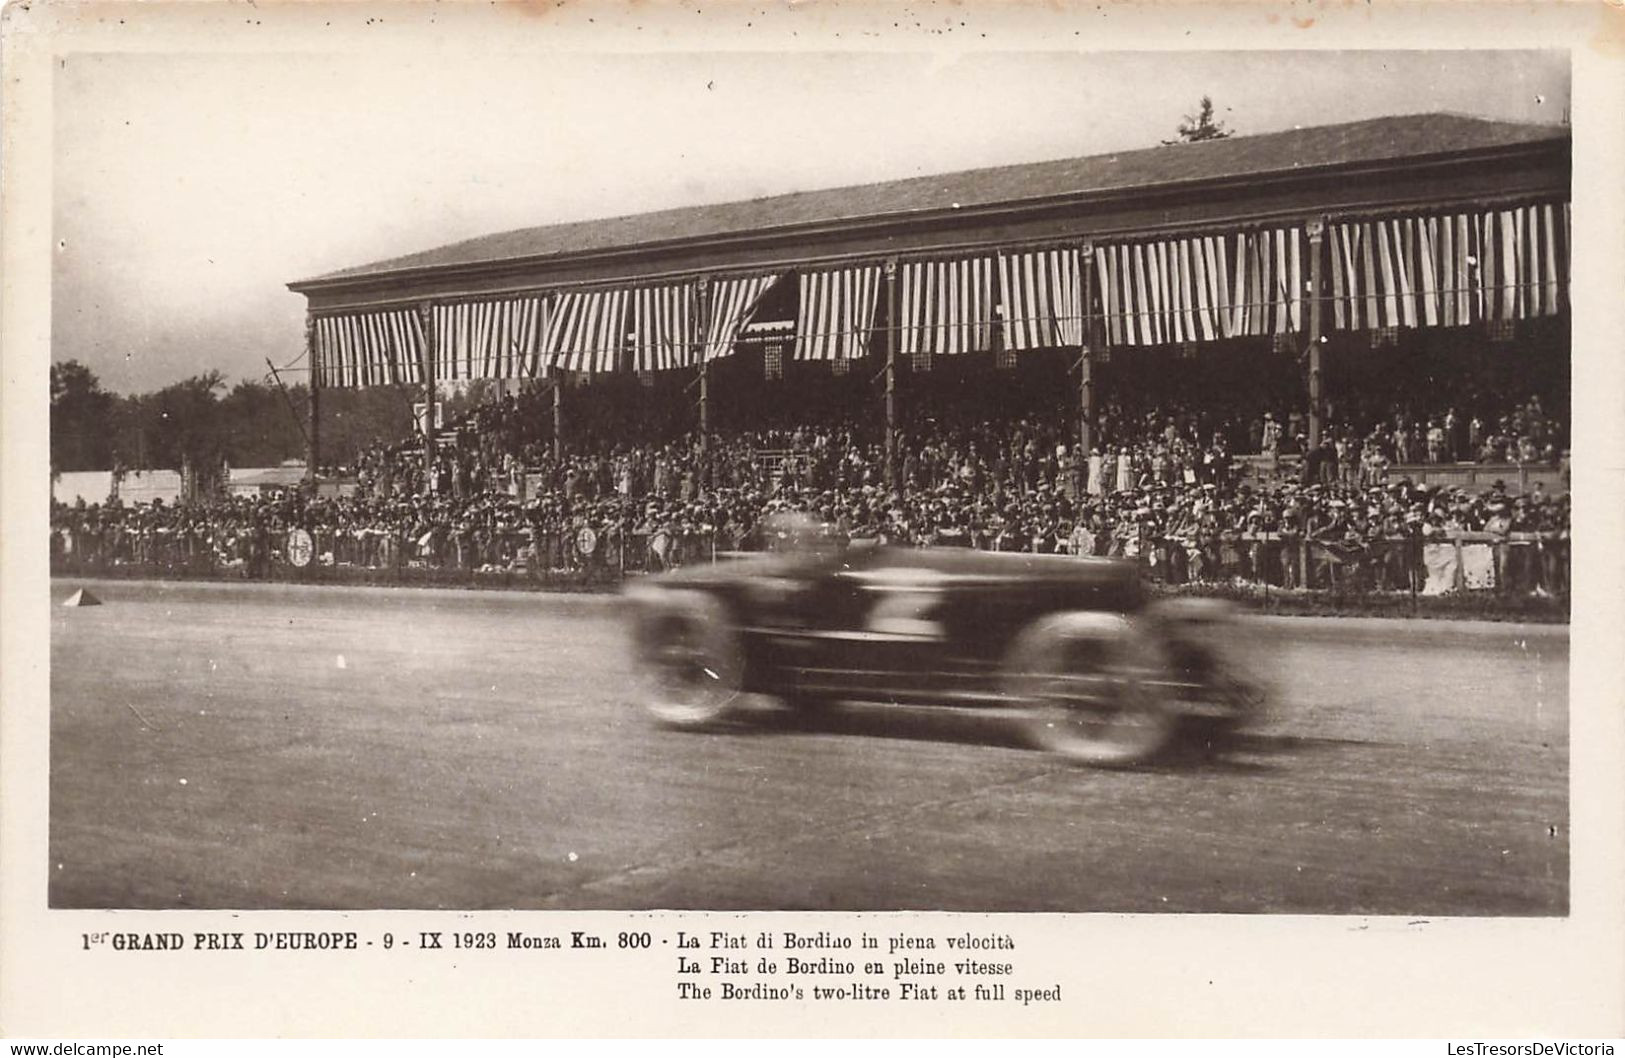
[765,510,838,556]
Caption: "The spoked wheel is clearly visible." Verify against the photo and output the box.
[632,591,744,728]
[1004,615,1175,766]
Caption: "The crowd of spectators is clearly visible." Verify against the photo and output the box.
[51,372,1571,596]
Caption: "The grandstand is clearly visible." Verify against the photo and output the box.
[287,111,1568,486]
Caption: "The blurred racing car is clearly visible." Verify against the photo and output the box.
[625,518,1265,766]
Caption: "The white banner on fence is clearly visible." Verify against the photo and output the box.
[1461,542,1497,590]
[1422,541,1460,595]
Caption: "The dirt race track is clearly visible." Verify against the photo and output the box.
[48,578,1567,914]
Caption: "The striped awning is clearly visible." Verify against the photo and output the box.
[313,308,427,389]
[543,288,630,374]
[998,248,1085,352]
[1328,203,1569,331]
[310,198,1571,390]
[899,257,996,357]
[795,265,882,361]
[628,283,695,372]
[432,296,547,382]
[1096,228,1303,347]
[704,275,781,362]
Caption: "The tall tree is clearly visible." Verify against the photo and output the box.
[1162,96,1232,145]
[220,378,308,467]
[50,360,116,473]
[132,371,228,474]
[317,385,415,469]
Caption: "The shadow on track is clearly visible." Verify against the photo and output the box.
[671,696,1368,771]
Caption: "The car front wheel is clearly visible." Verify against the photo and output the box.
[632,590,744,728]
[1003,614,1175,766]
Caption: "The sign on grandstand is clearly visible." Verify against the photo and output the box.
[413,402,444,436]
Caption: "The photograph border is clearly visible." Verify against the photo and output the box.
[4,0,1622,1038]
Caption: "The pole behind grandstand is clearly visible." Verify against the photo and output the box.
[304,312,318,491]
[1078,240,1096,473]
[1307,216,1326,450]
[884,257,898,491]
[418,301,436,495]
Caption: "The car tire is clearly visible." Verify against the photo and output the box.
[1148,598,1270,730]
[632,590,744,728]
[1003,613,1175,766]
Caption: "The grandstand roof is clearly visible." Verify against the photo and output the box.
[293,112,1567,292]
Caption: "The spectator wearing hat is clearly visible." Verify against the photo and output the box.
[1277,492,1305,589]
[1301,439,1324,486]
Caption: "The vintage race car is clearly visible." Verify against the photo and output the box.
[624,532,1266,766]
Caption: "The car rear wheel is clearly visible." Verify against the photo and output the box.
[633,591,744,728]
[1003,614,1175,766]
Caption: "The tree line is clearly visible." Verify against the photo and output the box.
[49,360,417,477]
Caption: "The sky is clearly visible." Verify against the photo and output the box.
[51,40,1569,396]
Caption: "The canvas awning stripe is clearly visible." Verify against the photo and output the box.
[628,283,695,372]
[795,265,881,361]
[431,295,546,381]
[1093,246,1118,346]
[1397,219,1418,326]
[1133,243,1154,344]
[1541,203,1561,314]
[1416,217,1441,327]
[312,307,427,389]
[898,256,995,357]
[544,288,629,373]
[394,311,428,384]
[1170,242,1189,342]
[996,247,1084,352]
[1376,222,1402,327]
[1326,203,1568,331]
[1183,238,1209,339]
[358,315,376,386]
[319,317,334,388]
[1286,227,1304,332]
[1196,236,1222,341]
[1145,243,1167,345]
[1437,216,1456,327]
[1052,247,1086,348]
[1500,208,1520,320]
[705,274,780,362]
[1095,228,1302,346]
[1456,214,1475,324]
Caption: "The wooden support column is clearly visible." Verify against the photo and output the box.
[552,373,563,459]
[304,313,319,491]
[884,257,899,491]
[696,276,712,458]
[418,302,437,495]
[1078,241,1096,470]
[1306,218,1326,451]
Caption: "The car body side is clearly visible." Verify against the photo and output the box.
[630,546,1149,708]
